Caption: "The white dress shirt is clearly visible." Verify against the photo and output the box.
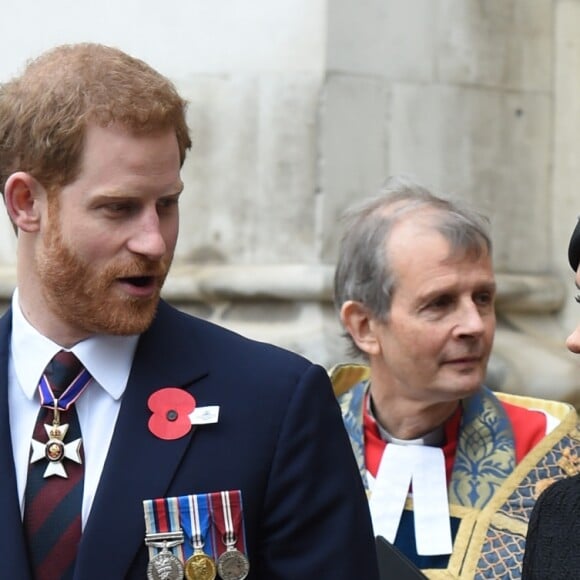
[8,289,139,527]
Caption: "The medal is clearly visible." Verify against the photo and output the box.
[147,542,185,580]
[185,550,216,580]
[144,499,186,580]
[216,545,250,580]
[30,362,92,478]
[29,402,82,478]
[179,494,216,580]
[210,491,250,580]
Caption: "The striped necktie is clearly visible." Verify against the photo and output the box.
[23,350,92,580]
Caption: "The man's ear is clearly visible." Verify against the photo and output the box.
[3,172,46,233]
[340,300,382,356]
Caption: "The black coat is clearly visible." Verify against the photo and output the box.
[522,472,580,579]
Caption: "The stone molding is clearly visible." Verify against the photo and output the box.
[0,264,564,314]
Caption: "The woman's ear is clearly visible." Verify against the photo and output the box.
[4,172,46,233]
[340,300,382,356]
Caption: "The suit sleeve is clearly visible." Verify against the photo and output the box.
[254,363,379,579]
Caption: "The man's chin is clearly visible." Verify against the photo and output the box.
[82,296,160,336]
[455,378,484,398]
[442,370,484,396]
[113,305,158,335]
[106,317,155,336]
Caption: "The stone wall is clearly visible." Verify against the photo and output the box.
[1,0,580,403]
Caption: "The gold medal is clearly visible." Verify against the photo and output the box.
[185,549,217,580]
[180,493,216,580]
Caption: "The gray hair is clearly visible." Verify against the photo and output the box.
[334,176,492,356]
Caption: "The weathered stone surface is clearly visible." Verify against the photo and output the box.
[318,74,391,261]
[389,84,551,272]
[176,74,322,264]
[438,0,552,91]
[327,0,436,80]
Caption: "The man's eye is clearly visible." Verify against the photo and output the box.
[475,292,493,306]
[158,198,179,210]
[106,203,134,213]
[575,294,580,304]
[429,296,452,309]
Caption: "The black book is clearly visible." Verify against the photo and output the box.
[375,536,428,580]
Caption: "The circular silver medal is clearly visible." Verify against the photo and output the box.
[147,548,184,580]
[216,548,250,580]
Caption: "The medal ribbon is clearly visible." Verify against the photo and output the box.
[178,493,214,560]
[209,490,246,557]
[143,497,185,562]
[39,368,92,411]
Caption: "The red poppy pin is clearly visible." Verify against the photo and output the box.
[147,387,196,440]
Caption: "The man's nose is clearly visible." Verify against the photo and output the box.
[455,301,487,336]
[127,212,166,259]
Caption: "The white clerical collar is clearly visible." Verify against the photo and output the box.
[366,391,452,556]
[11,289,139,402]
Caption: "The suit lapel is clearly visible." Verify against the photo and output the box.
[75,302,209,578]
[0,308,32,578]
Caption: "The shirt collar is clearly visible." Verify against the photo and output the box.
[11,289,139,402]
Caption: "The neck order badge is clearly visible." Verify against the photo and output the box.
[23,350,93,579]
[29,352,92,477]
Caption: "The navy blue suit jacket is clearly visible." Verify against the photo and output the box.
[0,300,379,579]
